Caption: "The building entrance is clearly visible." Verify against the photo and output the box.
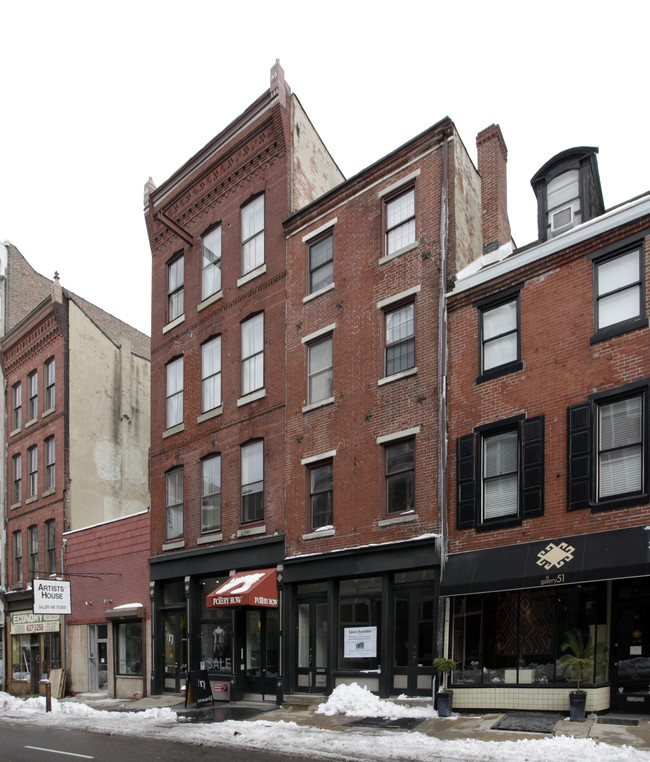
[163,611,187,692]
[611,594,650,713]
[242,608,279,698]
[296,597,328,692]
[391,587,434,696]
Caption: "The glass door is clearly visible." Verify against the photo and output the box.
[297,599,328,692]
[88,624,108,692]
[244,609,279,698]
[163,611,188,692]
[392,590,434,696]
[611,600,650,712]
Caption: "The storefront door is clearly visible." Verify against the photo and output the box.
[611,598,650,712]
[88,624,108,692]
[163,611,187,692]
[392,589,434,696]
[244,608,278,698]
[296,598,328,692]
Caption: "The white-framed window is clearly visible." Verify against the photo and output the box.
[241,195,264,275]
[547,170,580,236]
[309,232,334,294]
[45,357,56,410]
[202,226,222,300]
[241,313,264,395]
[46,519,56,573]
[116,622,143,676]
[201,337,222,413]
[167,255,184,322]
[482,428,518,521]
[45,436,56,490]
[385,188,415,256]
[385,303,415,376]
[12,453,22,504]
[28,525,38,575]
[595,247,643,332]
[28,445,38,498]
[597,394,643,501]
[13,530,23,585]
[385,439,415,514]
[308,335,333,404]
[166,467,184,540]
[309,461,333,530]
[202,455,221,533]
[166,357,184,428]
[28,370,38,421]
[241,441,263,523]
[12,382,22,430]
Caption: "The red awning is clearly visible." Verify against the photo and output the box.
[205,568,278,608]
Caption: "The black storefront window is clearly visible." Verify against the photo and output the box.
[116,622,143,675]
[199,576,233,674]
[338,577,382,671]
[451,582,608,686]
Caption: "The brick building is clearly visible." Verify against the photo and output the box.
[1,248,150,696]
[143,62,343,698]
[443,140,650,714]
[281,118,483,697]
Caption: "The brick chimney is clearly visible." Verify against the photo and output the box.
[476,125,511,253]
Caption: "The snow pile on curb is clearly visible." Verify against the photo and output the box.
[316,682,436,719]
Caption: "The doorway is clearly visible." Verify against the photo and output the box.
[243,608,278,698]
[611,597,650,712]
[391,589,434,696]
[163,611,187,692]
[88,624,108,691]
[296,598,328,692]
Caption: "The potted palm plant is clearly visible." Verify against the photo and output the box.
[558,629,594,722]
[433,657,456,717]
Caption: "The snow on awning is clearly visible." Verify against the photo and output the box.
[105,603,144,621]
[206,568,278,608]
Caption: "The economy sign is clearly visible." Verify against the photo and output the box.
[33,579,71,615]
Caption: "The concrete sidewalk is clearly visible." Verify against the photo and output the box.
[67,692,650,753]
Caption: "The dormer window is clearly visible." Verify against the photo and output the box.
[547,169,580,236]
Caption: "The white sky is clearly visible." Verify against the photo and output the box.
[2,1,648,337]
[2,685,648,761]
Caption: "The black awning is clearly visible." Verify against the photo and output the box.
[441,525,650,597]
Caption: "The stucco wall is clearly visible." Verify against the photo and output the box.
[452,136,482,276]
[68,302,150,529]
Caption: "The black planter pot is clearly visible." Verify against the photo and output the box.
[569,691,586,722]
[437,691,453,717]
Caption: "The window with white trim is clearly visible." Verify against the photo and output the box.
[45,357,55,410]
[201,337,221,413]
[202,455,221,533]
[166,467,184,540]
[28,445,38,498]
[385,302,415,376]
[595,247,644,333]
[167,254,184,322]
[28,370,38,421]
[13,530,22,585]
[308,335,333,404]
[309,232,334,294]
[45,436,56,491]
[28,525,38,575]
[202,226,222,300]
[12,382,22,430]
[385,188,415,256]
[241,441,263,523]
[46,519,56,574]
[241,314,264,395]
[166,357,184,428]
[12,453,22,504]
[242,195,264,275]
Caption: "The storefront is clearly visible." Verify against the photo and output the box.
[149,535,284,700]
[281,536,440,698]
[441,525,650,713]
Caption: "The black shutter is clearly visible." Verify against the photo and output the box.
[567,402,591,510]
[457,433,476,529]
[522,415,544,518]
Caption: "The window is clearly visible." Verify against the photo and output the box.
[385,439,415,514]
[309,462,333,530]
[476,286,523,381]
[202,226,222,300]
[45,357,56,410]
[12,382,22,430]
[45,437,56,490]
[201,337,221,413]
[12,453,22,504]
[309,233,334,294]
[167,254,184,322]
[308,335,333,404]
[385,188,415,256]
[28,445,38,498]
[457,416,544,530]
[241,314,264,395]
[241,195,264,275]
[166,468,184,540]
[594,247,644,335]
[28,370,38,420]
[116,622,143,675]
[568,384,648,511]
[166,357,184,428]
[46,520,56,574]
[13,531,23,585]
[28,525,38,576]
[547,169,580,236]
[202,455,221,533]
[385,303,415,376]
[241,441,263,523]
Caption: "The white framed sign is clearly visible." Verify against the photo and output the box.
[343,626,377,658]
[33,579,72,615]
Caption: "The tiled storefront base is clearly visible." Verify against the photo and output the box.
[452,686,610,713]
